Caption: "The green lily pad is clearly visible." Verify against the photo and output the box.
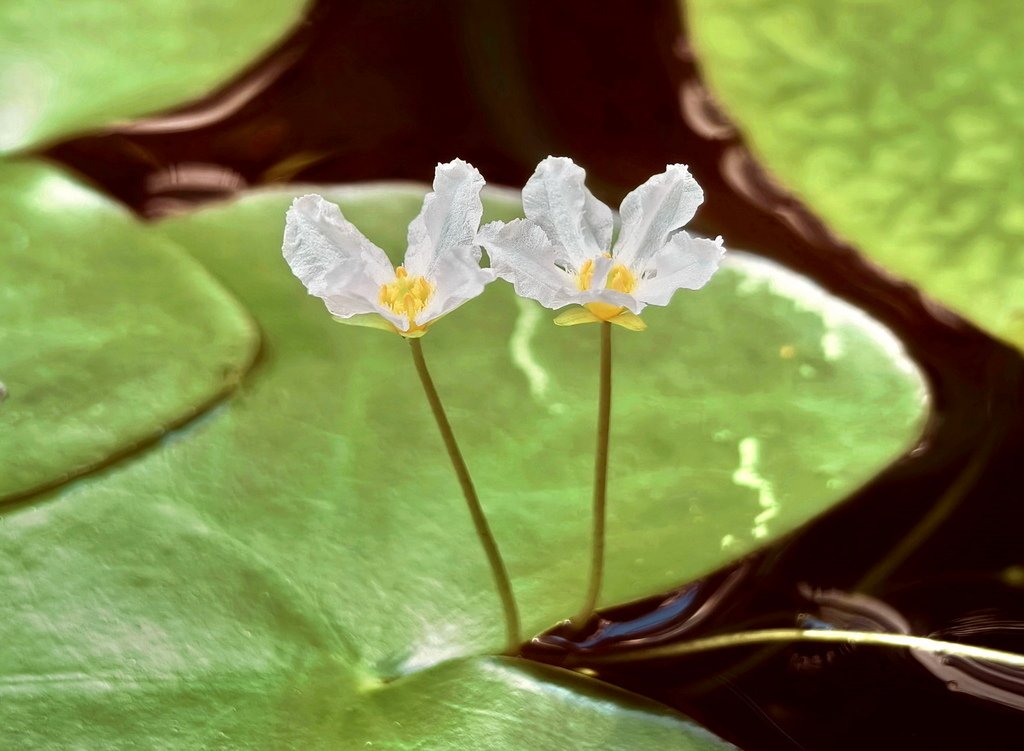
[0,0,304,152]
[687,0,1024,349]
[154,183,927,636]
[0,641,729,750]
[0,161,259,501]
[0,177,925,747]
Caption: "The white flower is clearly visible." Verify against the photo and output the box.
[478,156,724,331]
[283,159,495,337]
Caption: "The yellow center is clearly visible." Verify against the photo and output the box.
[379,266,434,332]
[605,264,637,295]
[575,257,637,320]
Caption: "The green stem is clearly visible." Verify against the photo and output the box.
[857,437,993,593]
[575,321,612,628]
[565,628,1024,668]
[408,337,521,652]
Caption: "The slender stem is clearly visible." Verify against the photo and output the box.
[565,628,1024,668]
[408,338,521,652]
[575,321,612,627]
[857,437,993,593]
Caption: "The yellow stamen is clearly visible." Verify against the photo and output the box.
[573,256,639,323]
[379,265,434,335]
[576,259,596,291]
[605,264,637,295]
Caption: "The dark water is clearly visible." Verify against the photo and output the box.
[42,1,1024,748]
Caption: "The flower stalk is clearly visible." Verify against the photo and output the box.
[564,628,1024,669]
[575,322,612,628]
[408,337,522,653]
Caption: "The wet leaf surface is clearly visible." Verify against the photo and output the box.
[0,0,304,152]
[0,176,926,747]
[0,162,259,501]
[688,0,1024,349]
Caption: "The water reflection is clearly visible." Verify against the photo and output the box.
[123,49,302,135]
[533,560,754,654]
[803,587,1024,712]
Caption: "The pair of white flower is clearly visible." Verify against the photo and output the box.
[283,157,724,335]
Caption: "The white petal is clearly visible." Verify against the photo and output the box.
[369,304,410,332]
[522,156,613,265]
[636,232,724,307]
[588,254,615,288]
[331,313,401,333]
[576,287,643,314]
[613,164,704,269]
[418,245,496,325]
[405,159,484,278]
[477,219,579,310]
[283,194,395,318]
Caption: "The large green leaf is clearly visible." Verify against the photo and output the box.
[0,173,925,747]
[0,0,304,152]
[0,161,259,501]
[687,0,1024,349]
[151,184,928,635]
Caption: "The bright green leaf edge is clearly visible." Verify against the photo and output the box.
[0,0,306,152]
[0,160,260,502]
[686,0,1024,350]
